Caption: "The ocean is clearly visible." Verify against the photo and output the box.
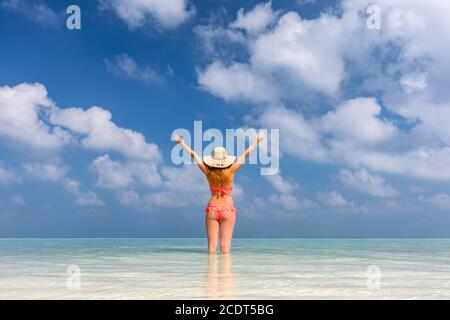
[0,238,449,299]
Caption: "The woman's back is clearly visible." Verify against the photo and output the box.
[205,166,235,206]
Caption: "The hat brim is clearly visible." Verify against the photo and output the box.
[203,155,236,168]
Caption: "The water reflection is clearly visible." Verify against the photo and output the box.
[205,254,235,299]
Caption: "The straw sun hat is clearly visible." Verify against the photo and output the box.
[203,147,236,168]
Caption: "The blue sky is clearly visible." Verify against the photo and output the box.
[1,0,450,237]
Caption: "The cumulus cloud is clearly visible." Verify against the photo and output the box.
[99,0,194,29]
[258,102,450,180]
[119,190,142,207]
[197,6,346,100]
[400,73,428,93]
[317,191,350,207]
[251,11,345,96]
[265,173,299,194]
[269,194,314,211]
[0,82,164,207]
[91,154,161,189]
[264,172,316,212]
[229,1,276,34]
[23,162,104,207]
[118,165,210,209]
[339,169,399,198]
[23,162,68,182]
[195,0,450,184]
[62,178,105,207]
[0,82,233,210]
[259,106,327,161]
[193,24,246,57]
[316,98,399,146]
[197,61,278,104]
[50,106,161,162]
[105,53,163,83]
[0,83,71,152]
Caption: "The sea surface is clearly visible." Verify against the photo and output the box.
[0,238,449,299]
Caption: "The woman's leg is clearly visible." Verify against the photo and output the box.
[205,212,220,254]
[219,212,236,254]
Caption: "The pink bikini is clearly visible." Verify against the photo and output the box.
[205,185,236,222]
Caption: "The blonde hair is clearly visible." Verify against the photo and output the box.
[205,166,234,187]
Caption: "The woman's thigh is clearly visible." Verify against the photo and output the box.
[220,212,236,243]
[205,213,220,243]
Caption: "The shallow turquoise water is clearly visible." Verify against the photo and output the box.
[1,238,449,299]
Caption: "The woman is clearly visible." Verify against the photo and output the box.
[174,132,264,254]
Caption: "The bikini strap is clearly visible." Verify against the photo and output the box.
[210,185,233,196]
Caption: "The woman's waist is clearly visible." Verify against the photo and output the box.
[207,196,234,207]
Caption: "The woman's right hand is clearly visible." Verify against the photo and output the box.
[174,133,183,144]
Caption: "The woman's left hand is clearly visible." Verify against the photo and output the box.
[256,131,265,143]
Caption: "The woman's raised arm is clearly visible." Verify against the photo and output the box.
[231,132,264,172]
[174,134,208,174]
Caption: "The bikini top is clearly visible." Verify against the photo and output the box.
[209,185,233,196]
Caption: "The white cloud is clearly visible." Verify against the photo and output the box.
[258,103,450,180]
[119,190,142,207]
[0,82,222,209]
[0,83,71,152]
[297,0,316,6]
[62,178,105,207]
[91,155,134,188]
[193,25,246,56]
[50,105,161,162]
[229,1,276,34]
[23,162,68,182]
[197,61,278,104]
[264,172,315,212]
[258,106,327,161]
[419,193,450,210]
[400,73,428,93]
[91,154,161,189]
[99,0,194,29]
[251,11,345,95]
[23,162,104,207]
[316,98,399,146]
[317,191,350,207]
[195,1,450,183]
[264,173,299,194]
[105,53,162,83]
[269,194,314,211]
[339,169,399,198]
[0,82,165,206]
[198,9,346,101]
